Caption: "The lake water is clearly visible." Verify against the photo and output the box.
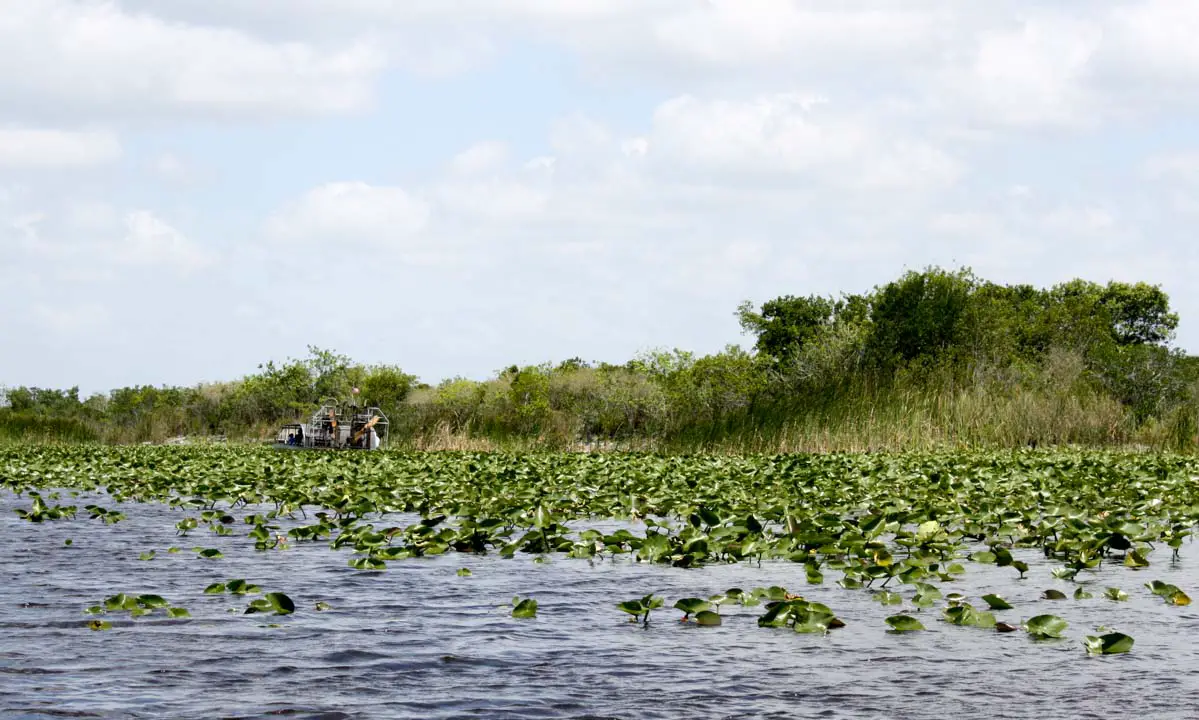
[3,489,1199,720]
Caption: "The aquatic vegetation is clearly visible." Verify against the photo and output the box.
[1145,580,1191,605]
[1085,632,1134,654]
[673,598,711,621]
[15,493,76,522]
[618,594,664,627]
[886,615,924,632]
[1025,615,1068,640]
[6,444,1199,655]
[85,593,189,622]
[511,596,538,619]
[245,592,295,616]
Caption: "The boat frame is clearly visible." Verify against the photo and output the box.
[269,399,389,451]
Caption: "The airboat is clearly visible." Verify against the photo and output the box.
[269,397,389,451]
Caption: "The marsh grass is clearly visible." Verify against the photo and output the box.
[7,359,1196,454]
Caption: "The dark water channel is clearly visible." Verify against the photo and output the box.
[4,489,1199,719]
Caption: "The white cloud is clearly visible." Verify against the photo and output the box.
[265,182,431,246]
[7,1,1199,390]
[0,128,121,168]
[0,1,384,120]
[645,94,960,190]
[649,1,939,70]
[1108,0,1199,80]
[954,13,1102,127]
[5,198,211,276]
[448,141,510,176]
[122,211,212,272]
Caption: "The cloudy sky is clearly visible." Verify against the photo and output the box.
[3,1,1198,394]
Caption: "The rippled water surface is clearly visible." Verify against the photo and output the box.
[4,489,1199,719]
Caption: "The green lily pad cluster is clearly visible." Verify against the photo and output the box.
[5,444,1198,655]
[84,593,190,629]
[15,493,76,522]
[203,580,293,615]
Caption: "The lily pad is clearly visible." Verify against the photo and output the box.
[885,615,924,633]
[1025,614,1068,639]
[1084,632,1134,655]
[981,594,1013,610]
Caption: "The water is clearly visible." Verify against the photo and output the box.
[3,489,1199,719]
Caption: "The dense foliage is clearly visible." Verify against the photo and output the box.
[4,444,1195,650]
[3,267,1197,450]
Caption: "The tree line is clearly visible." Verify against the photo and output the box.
[4,267,1197,451]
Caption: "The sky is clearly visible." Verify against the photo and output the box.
[3,1,1199,395]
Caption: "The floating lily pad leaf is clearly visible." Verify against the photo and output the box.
[167,607,190,618]
[1074,587,1093,600]
[872,591,903,606]
[1085,632,1134,655]
[912,593,937,609]
[805,565,824,584]
[84,605,105,615]
[1124,550,1149,568]
[88,620,112,631]
[1144,580,1190,605]
[349,556,386,571]
[204,583,226,595]
[138,551,156,561]
[915,520,943,543]
[1146,580,1173,596]
[104,594,135,611]
[673,598,711,619]
[245,599,271,614]
[227,579,260,596]
[695,610,722,627]
[315,601,333,611]
[755,586,789,601]
[65,539,72,546]
[136,594,169,609]
[944,605,996,628]
[167,547,181,554]
[197,549,223,559]
[265,592,295,615]
[970,551,997,564]
[511,597,538,619]
[1026,614,1068,639]
[837,576,863,589]
[913,583,942,600]
[1042,589,1067,600]
[1105,587,1129,602]
[981,594,1013,610]
[457,568,472,577]
[885,615,924,632]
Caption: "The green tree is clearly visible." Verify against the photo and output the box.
[865,267,976,369]
[359,365,417,414]
[1099,281,1179,346]
[737,295,835,361]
